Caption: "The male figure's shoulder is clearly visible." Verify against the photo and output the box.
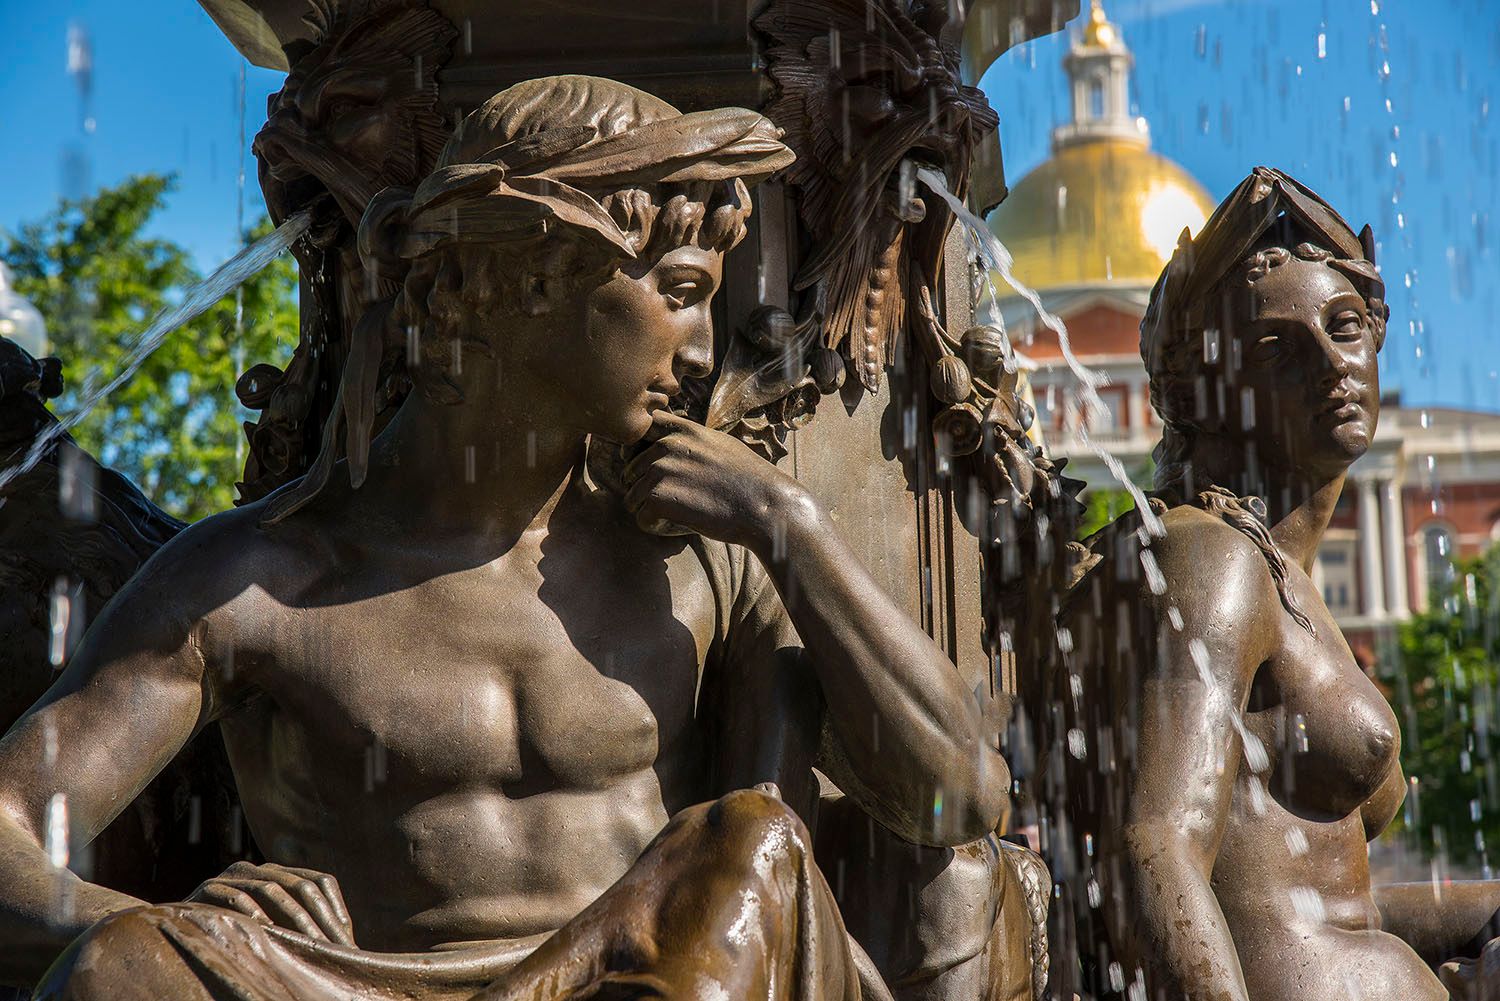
[684,537,802,672]
[100,494,344,667]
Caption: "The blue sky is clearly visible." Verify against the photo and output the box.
[983,0,1500,412]
[0,0,1495,410]
[0,1,284,269]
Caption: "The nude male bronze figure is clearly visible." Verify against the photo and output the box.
[1044,167,1456,1000]
[0,76,1008,999]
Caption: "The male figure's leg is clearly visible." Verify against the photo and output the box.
[40,790,872,1001]
[35,904,527,1001]
[815,792,1047,1001]
[477,788,866,1001]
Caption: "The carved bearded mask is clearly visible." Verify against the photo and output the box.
[253,0,455,250]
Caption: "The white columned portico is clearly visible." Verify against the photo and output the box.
[1357,478,1387,619]
[1381,479,1410,618]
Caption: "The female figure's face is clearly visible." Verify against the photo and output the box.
[1219,255,1380,478]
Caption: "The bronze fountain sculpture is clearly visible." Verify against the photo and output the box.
[1,75,1017,1000]
[16,2,1500,999]
[0,2,1080,997]
[1043,167,1500,1000]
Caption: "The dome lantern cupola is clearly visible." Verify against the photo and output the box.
[1054,0,1148,150]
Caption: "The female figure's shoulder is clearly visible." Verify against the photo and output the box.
[1072,498,1283,649]
[1160,502,1283,612]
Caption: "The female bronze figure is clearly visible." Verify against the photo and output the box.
[1046,167,1455,1000]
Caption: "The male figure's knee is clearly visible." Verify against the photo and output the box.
[34,906,205,1001]
[703,788,811,871]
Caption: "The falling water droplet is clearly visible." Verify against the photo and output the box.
[1139,550,1166,595]
[45,794,69,869]
[48,579,71,668]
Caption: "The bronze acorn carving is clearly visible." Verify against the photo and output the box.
[960,325,1006,384]
[744,304,799,354]
[235,363,285,410]
[930,355,973,405]
[932,402,984,456]
[810,348,847,395]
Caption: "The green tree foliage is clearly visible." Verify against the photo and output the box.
[1077,486,1137,539]
[1075,459,1154,540]
[2,174,297,521]
[1387,544,1500,868]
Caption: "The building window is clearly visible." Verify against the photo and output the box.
[1034,383,1064,430]
[1089,78,1106,120]
[1082,385,1128,434]
[1317,542,1356,618]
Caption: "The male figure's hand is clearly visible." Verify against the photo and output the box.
[187,861,355,945]
[623,411,815,551]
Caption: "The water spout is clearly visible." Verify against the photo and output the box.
[0,210,312,493]
[915,168,1165,539]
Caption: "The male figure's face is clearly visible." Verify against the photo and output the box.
[558,243,724,444]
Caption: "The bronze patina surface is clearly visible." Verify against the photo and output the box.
[0,76,1009,999]
[236,0,457,503]
[0,339,251,909]
[1041,167,1500,1001]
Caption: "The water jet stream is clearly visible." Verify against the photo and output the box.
[0,210,313,494]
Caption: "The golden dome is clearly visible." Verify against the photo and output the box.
[988,139,1216,293]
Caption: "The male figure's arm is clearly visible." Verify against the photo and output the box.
[625,413,1007,846]
[0,546,210,983]
[696,542,823,821]
[0,519,352,984]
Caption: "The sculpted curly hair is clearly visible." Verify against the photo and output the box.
[392,178,753,406]
[259,75,793,526]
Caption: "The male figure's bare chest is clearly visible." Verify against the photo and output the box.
[245,542,720,790]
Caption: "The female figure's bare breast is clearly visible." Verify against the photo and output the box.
[1210,565,1438,1000]
[210,496,722,950]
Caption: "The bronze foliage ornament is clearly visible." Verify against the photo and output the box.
[236,0,457,503]
[755,0,998,394]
